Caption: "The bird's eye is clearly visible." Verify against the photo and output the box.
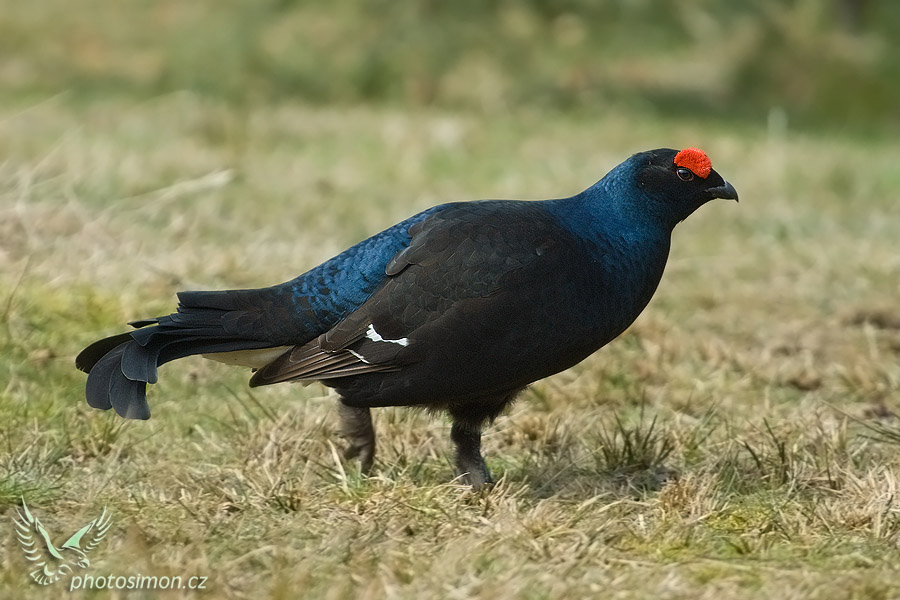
[676,167,694,181]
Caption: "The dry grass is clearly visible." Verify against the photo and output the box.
[1,95,900,599]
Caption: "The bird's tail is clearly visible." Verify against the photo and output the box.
[75,287,297,419]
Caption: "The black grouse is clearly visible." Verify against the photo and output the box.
[76,147,738,488]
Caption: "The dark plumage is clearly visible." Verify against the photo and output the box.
[76,147,737,488]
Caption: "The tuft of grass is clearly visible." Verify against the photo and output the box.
[592,407,676,492]
[740,419,796,488]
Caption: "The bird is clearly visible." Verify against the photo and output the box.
[12,498,112,585]
[76,147,737,489]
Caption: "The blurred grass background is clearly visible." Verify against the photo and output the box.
[2,0,898,134]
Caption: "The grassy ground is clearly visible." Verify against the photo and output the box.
[1,95,900,599]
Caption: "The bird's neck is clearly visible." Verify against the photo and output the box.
[546,186,673,260]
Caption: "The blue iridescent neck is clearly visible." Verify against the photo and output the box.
[545,166,672,252]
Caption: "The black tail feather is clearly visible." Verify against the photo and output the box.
[121,339,159,384]
[108,361,150,420]
[156,338,274,366]
[85,342,150,419]
[76,332,138,373]
[83,341,150,419]
[128,319,159,328]
[176,290,244,310]
[76,286,301,420]
[84,343,125,411]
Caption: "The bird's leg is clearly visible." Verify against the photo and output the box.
[450,419,493,490]
[338,402,375,475]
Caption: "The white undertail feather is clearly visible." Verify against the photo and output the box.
[202,346,292,368]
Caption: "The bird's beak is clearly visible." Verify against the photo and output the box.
[707,180,739,202]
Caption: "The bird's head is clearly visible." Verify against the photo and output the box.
[613,147,738,228]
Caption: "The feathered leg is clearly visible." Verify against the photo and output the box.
[338,402,375,474]
[449,390,522,489]
[450,419,492,490]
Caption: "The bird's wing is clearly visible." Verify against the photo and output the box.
[12,500,65,574]
[250,201,584,386]
[61,507,112,555]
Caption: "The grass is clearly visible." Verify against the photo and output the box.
[4,0,900,134]
[1,93,900,599]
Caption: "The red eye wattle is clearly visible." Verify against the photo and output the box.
[673,147,712,179]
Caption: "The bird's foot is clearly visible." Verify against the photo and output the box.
[338,403,375,475]
[457,457,494,491]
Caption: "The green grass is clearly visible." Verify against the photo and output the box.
[4,0,900,133]
[2,94,900,599]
